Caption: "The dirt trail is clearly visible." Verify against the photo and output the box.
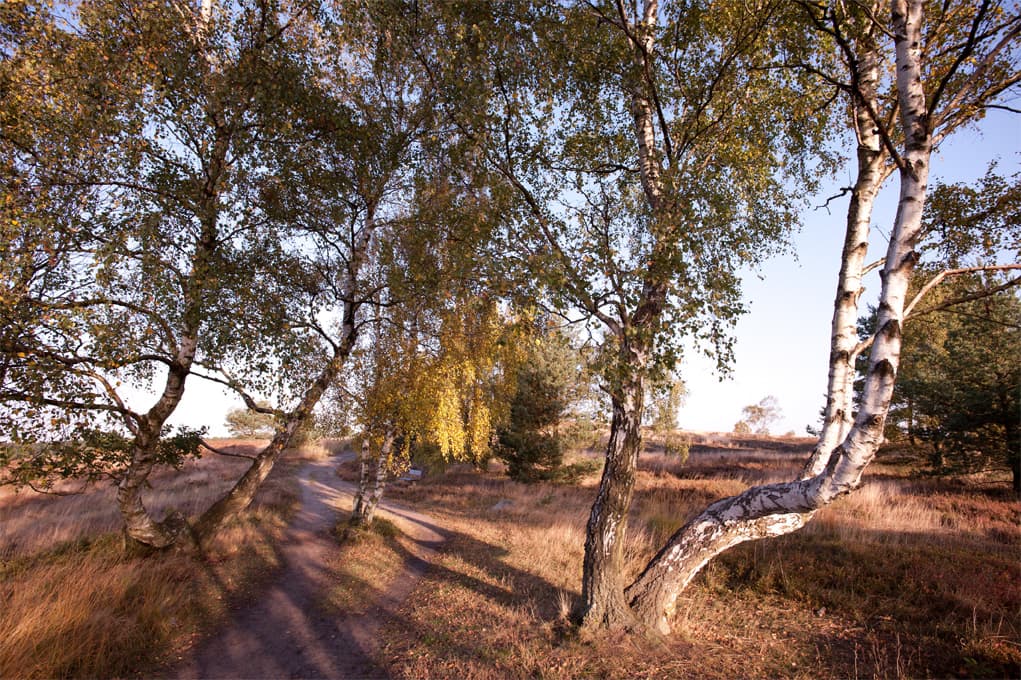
[169,454,444,680]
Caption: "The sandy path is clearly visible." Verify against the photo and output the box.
[169,454,444,680]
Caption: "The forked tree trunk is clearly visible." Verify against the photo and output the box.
[801,12,890,478]
[578,375,645,630]
[625,0,932,634]
[118,231,213,547]
[351,428,394,527]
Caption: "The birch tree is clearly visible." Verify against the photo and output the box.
[876,168,1020,490]
[420,0,832,629]
[347,293,521,527]
[1,0,454,549]
[0,0,313,546]
[624,0,1021,634]
[191,0,446,542]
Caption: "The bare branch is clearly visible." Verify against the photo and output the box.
[200,439,257,460]
[863,257,886,276]
[815,186,854,213]
[907,270,1021,319]
[903,264,1021,319]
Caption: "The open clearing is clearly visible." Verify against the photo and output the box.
[2,435,1019,679]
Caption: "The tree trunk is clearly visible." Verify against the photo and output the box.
[802,17,890,477]
[117,427,187,548]
[626,0,933,634]
[1012,456,1020,498]
[195,201,375,542]
[578,376,644,631]
[194,344,350,542]
[1004,408,1020,498]
[351,428,394,527]
[352,438,371,517]
[576,0,665,632]
[117,340,201,547]
[115,4,230,546]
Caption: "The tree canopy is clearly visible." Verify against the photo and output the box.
[1,0,1018,639]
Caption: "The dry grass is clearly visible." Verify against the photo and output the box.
[0,441,306,679]
[373,440,1021,679]
[323,514,406,617]
[4,435,1018,678]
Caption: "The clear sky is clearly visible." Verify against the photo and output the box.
[676,109,1020,435]
[164,110,1020,438]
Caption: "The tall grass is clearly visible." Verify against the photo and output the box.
[0,442,302,679]
[376,442,1020,678]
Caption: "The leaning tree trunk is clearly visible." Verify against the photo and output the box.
[578,372,645,630]
[802,17,890,478]
[350,428,394,527]
[625,0,933,634]
[194,202,375,543]
[194,324,356,542]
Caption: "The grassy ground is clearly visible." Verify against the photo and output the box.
[361,435,1020,679]
[324,514,408,618]
[0,440,336,679]
[3,434,1017,678]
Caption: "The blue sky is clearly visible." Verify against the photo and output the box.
[676,109,1020,435]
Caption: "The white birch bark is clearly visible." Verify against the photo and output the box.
[802,11,893,477]
[351,427,394,527]
[626,0,933,634]
[352,437,371,515]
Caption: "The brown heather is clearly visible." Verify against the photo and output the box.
[2,435,1018,679]
[368,434,1020,679]
[0,440,332,679]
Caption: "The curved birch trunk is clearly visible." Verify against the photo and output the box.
[625,0,932,634]
[117,223,216,547]
[116,360,196,548]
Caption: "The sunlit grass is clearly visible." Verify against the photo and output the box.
[377,440,1021,679]
[0,442,302,679]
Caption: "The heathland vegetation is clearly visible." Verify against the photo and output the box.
[1,0,1019,677]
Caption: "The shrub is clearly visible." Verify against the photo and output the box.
[663,431,690,465]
